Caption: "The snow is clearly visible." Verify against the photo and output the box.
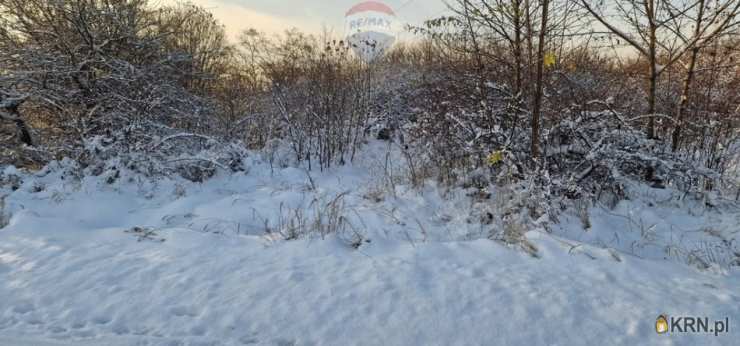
[553,181,740,270]
[0,144,739,345]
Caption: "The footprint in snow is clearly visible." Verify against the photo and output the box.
[12,301,35,314]
[170,305,199,317]
[50,326,68,334]
[274,339,297,346]
[190,324,207,336]
[24,315,43,325]
[92,315,112,325]
[239,335,259,345]
[112,324,130,335]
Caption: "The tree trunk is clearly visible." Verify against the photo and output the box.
[531,0,550,160]
[462,0,491,127]
[672,47,700,152]
[672,1,705,152]
[513,0,523,96]
[647,66,657,139]
[646,0,657,140]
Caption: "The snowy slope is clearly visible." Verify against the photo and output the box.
[1,223,738,345]
[0,146,738,346]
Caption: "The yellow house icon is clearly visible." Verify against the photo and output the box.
[656,315,669,334]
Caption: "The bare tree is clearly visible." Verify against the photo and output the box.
[440,0,582,159]
[158,2,232,94]
[668,0,740,151]
[580,0,740,139]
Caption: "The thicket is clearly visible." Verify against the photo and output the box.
[1,0,738,216]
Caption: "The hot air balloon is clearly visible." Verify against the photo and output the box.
[344,1,396,62]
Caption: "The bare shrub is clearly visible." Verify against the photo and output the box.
[243,30,376,170]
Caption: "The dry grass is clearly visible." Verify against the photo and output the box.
[270,191,364,245]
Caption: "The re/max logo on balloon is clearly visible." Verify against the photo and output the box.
[347,17,392,32]
[344,1,397,62]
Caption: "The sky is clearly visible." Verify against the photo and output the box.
[157,0,449,42]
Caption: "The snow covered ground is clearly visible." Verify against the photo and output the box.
[1,144,738,345]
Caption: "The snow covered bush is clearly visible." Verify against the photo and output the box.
[0,170,22,192]
[0,0,237,179]
[400,61,727,256]
[545,103,719,206]
[81,134,248,182]
[406,69,523,184]
[489,159,552,257]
